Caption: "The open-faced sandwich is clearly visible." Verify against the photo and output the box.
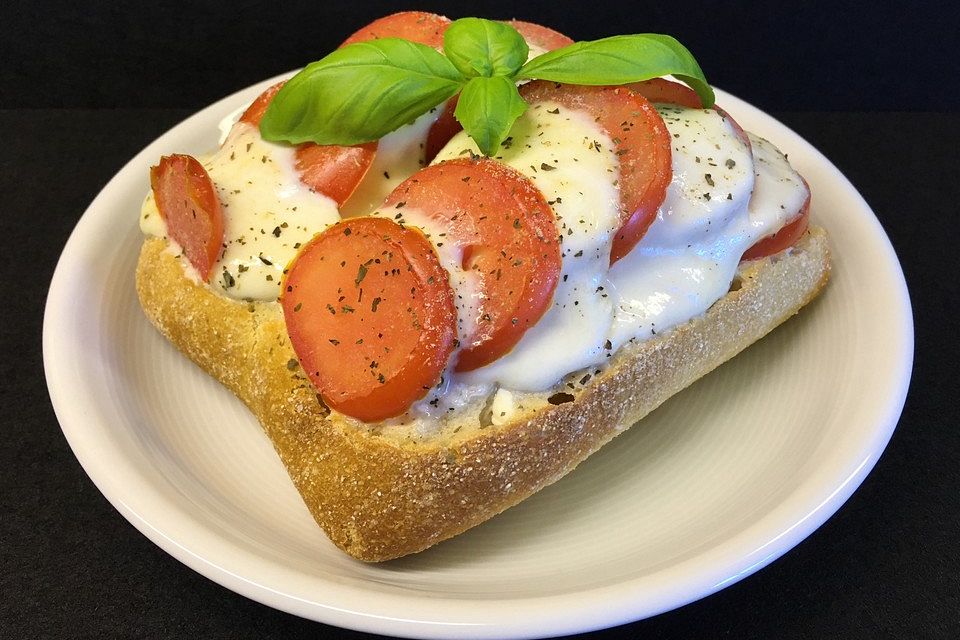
[136,11,830,561]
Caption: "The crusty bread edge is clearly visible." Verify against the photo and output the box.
[135,226,830,561]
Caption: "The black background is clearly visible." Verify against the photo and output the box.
[4,0,958,112]
[3,1,959,638]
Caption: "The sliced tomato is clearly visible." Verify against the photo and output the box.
[384,157,561,371]
[150,154,223,281]
[741,180,811,261]
[240,81,377,206]
[520,81,672,265]
[282,217,457,421]
[505,20,574,50]
[239,82,282,126]
[294,142,379,205]
[341,11,451,48]
[424,96,460,163]
[628,78,702,108]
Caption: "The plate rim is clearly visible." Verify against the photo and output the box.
[43,77,914,639]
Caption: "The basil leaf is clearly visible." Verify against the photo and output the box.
[260,39,464,145]
[517,34,715,108]
[443,17,529,78]
[454,76,527,157]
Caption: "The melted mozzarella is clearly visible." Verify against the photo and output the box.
[434,101,622,390]
[424,103,808,400]
[340,107,444,218]
[144,98,443,300]
[140,123,340,300]
[606,107,754,349]
[139,192,167,238]
[745,134,809,237]
[607,115,809,351]
[641,107,754,247]
[218,105,246,145]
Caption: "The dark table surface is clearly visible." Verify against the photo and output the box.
[5,2,960,636]
[2,106,958,638]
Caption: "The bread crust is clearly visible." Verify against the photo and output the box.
[136,227,830,561]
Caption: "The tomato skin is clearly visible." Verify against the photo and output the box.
[282,217,457,421]
[341,11,451,48]
[628,78,702,108]
[424,96,460,164]
[383,157,561,371]
[519,81,672,265]
[505,20,574,50]
[741,179,812,261]
[239,82,282,126]
[150,154,224,281]
[294,142,379,205]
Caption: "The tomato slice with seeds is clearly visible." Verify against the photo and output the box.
[741,180,812,261]
[341,11,451,48]
[519,81,672,265]
[505,20,574,50]
[150,154,223,281]
[240,82,377,206]
[383,157,561,372]
[282,217,457,421]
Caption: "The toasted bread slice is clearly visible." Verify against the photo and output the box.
[136,226,830,561]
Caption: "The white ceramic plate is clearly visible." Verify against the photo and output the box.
[44,76,912,639]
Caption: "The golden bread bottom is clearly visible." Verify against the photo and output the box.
[136,227,830,561]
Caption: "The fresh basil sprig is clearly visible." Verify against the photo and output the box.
[443,17,529,78]
[454,76,528,155]
[260,17,714,157]
[259,39,462,146]
[517,35,714,106]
